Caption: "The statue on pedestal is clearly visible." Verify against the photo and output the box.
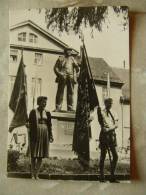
[54,48,80,112]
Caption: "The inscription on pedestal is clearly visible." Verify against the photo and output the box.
[51,111,75,144]
[59,121,74,135]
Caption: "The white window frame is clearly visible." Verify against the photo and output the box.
[34,53,43,65]
[10,49,18,63]
[31,77,42,98]
[18,32,26,42]
[29,33,38,43]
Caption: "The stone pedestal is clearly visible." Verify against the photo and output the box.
[49,111,76,159]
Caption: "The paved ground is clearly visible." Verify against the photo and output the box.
[0,176,132,195]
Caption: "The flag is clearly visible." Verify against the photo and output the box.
[107,72,110,98]
[9,54,28,132]
[72,44,99,169]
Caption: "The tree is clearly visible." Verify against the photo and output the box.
[45,6,128,34]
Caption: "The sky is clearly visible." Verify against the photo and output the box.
[9,8,129,69]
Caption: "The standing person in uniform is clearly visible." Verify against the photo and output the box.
[28,96,54,179]
[97,98,119,183]
[54,48,79,111]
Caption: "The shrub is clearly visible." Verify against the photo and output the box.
[7,150,20,171]
[7,155,130,174]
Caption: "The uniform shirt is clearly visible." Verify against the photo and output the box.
[101,108,118,132]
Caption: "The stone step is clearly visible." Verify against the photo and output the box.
[7,172,130,181]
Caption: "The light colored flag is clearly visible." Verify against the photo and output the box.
[107,72,110,98]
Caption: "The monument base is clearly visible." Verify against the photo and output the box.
[50,111,76,158]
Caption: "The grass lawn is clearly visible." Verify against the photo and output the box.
[8,152,130,175]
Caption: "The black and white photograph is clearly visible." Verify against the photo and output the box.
[7,6,130,183]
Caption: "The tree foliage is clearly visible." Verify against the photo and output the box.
[45,6,128,34]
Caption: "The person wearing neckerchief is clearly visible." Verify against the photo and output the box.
[97,98,119,183]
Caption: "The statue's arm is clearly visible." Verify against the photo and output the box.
[72,57,80,73]
[54,57,62,77]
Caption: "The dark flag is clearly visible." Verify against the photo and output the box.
[72,44,99,169]
[9,54,28,132]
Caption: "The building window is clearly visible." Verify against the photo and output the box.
[31,78,42,98]
[34,53,43,65]
[29,33,38,43]
[10,49,18,63]
[102,86,108,101]
[10,55,17,63]
[18,32,26,42]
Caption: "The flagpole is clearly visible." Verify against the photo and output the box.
[84,44,97,94]
[79,32,113,173]
[106,72,112,167]
[107,72,110,98]
[32,57,38,109]
[79,32,99,107]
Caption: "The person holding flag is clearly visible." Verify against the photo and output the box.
[97,97,119,183]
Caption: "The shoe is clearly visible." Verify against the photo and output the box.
[34,173,39,180]
[67,108,75,112]
[109,178,120,183]
[35,176,39,180]
[99,179,106,183]
[53,109,61,112]
[99,175,106,182]
[31,174,35,180]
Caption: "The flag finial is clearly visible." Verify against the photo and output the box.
[79,30,84,44]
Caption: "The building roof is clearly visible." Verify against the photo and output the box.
[10,20,78,55]
[88,57,124,88]
[113,67,130,101]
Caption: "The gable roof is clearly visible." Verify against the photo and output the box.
[88,57,124,88]
[10,20,78,55]
[113,67,130,101]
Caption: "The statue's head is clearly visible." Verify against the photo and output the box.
[64,47,73,56]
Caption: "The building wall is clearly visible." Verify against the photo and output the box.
[121,104,130,147]
[10,25,64,51]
